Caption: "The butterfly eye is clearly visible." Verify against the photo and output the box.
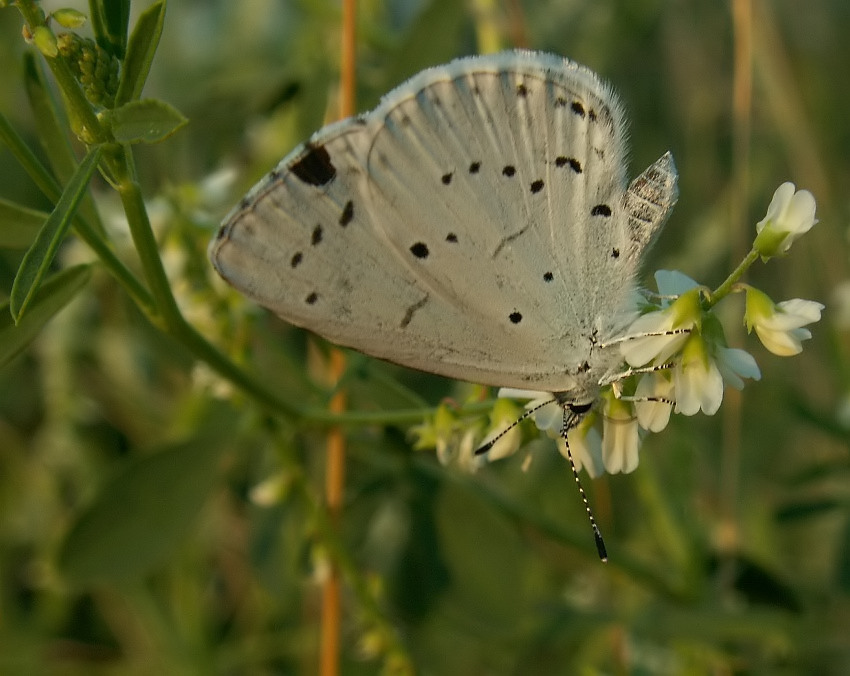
[569,402,593,415]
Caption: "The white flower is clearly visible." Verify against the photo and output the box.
[479,398,524,461]
[499,388,615,476]
[634,371,675,432]
[621,272,701,367]
[745,288,824,356]
[674,335,723,416]
[754,182,817,258]
[601,395,640,474]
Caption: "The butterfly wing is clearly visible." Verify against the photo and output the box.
[210,51,677,391]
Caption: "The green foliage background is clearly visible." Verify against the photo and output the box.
[1,0,848,673]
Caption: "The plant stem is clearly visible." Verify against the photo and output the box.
[708,248,759,307]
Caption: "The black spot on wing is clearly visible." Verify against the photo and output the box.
[502,165,516,177]
[311,224,323,245]
[571,101,585,117]
[441,172,453,185]
[410,242,429,259]
[339,200,354,226]
[611,248,620,259]
[543,271,553,282]
[290,144,336,186]
[555,156,582,173]
[509,311,523,324]
[291,252,303,268]
[305,292,318,305]
[469,161,481,174]
[446,233,458,243]
[530,179,544,193]
[591,204,612,217]
[516,83,528,97]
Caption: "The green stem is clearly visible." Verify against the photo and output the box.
[708,247,760,307]
[112,154,302,416]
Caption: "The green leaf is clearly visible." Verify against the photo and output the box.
[0,265,91,369]
[57,417,233,586]
[114,1,166,106]
[10,146,103,323]
[101,0,130,58]
[88,0,130,58]
[106,98,187,144]
[0,198,49,248]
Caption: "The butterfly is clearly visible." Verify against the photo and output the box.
[210,50,678,559]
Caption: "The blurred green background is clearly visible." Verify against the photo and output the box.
[1,0,849,674]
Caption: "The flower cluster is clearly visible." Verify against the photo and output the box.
[412,183,823,477]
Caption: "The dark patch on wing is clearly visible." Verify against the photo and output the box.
[290,144,336,186]
[400,295,429,329]
[339,200,354,226]
[410,242,429,259]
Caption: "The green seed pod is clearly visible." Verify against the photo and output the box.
[52,8,87,29]
[56,32,120,108]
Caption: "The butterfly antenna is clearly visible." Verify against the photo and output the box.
[562,407,608,562]
[474,398,556,456]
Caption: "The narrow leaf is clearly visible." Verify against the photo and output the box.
[87,0,108,53]
[0,198,49,248]
[10,146,103,323]
[0,265,91,369]
[114,1,166,106]
[57,417,232,585]
[107,98,187,144]
[101,0,131,58]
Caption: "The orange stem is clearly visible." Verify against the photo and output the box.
[319,2,356,674]
[319,350,348,676]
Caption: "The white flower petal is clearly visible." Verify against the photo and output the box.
[755,324,803,356]
[715,347,761,390]
[655,270,700,297]
[785,189,817,234]
[634,373,674,432]
[483,423,522,461]
[700,363,724,415]
[531,399,563,433]
[757,182,796,233]
[560,426,604,478]
[775,299,824,325]
[601,401,640,474]
[621,312,678,366]
[674,357,723,416]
